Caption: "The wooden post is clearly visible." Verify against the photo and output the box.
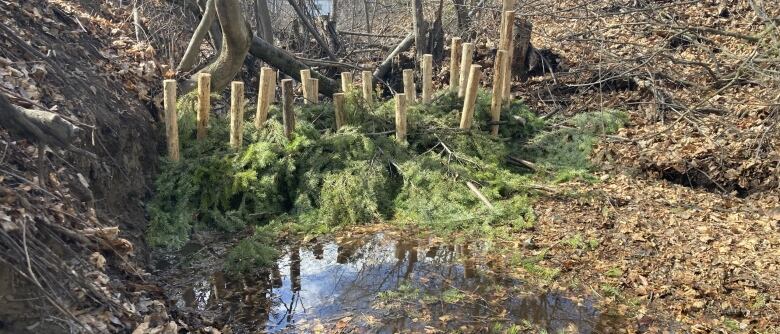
[333,93,346,130]
[361,70,373,106]
[300,69,312,104]
[163,80,179,161]
[341,72,353,93]
[395,93,407,143]
[421,54,433,103]
[281,79,295,139]
[459,65,482,129]
[402,69,417,104]
[196,73,210,140]
[229,81,245,149]
[490,50,507,136]
[255,67,276,128]
[457,43,474,98]
[308,78,319,103]
[449,37,462,92]
[499,11,515,56]
[500,10,516,101]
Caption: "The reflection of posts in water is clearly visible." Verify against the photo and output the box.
[272,262,283,288]
[290,246,301,292]
[446,245,455,262]
[393,240,419,279]
[212,271,225,301]
[425,245,439,258]
[404,245,417,278]
[337,239,365,264]
[312,242,324,260]
[462,243,476,279]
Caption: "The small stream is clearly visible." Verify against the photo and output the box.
[154,230,625,333]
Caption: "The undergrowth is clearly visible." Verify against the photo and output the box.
[146,88,626,275]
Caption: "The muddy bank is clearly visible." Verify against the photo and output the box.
[154,227,629,333]
[0,0,188,331]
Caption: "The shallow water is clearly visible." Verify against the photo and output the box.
[156,231,625,333]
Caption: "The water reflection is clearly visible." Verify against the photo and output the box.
[170,233,626,333]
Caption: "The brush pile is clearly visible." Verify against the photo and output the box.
[146,89,626,273]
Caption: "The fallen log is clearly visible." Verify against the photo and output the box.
[249,36,339,96]
[0,93,81,148]
[373,32,415,81]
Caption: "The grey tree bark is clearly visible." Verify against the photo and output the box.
[373,32,415,80]
[0,94,81,149]
[286,0,338,60]
[452,0,469,34]
[411,0,427,59]
[180,0,251,93]
[178,0,217,72]
[249,36,338,96]
[255,0,274,42]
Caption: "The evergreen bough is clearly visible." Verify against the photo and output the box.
[146,89,626,275]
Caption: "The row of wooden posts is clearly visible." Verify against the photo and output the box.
[162,11,518,162]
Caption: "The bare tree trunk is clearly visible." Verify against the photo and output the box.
[197,0,223,50]
[332,0,339,23]
[249,37,339,96]
[256,0,274,42]
[178,0,218,71]
[452,0,469,34]
[182,0,251,92]
[512,19,534,81]
[428,0,445,60]
[411,0,427,59]
[363,0,371,33]
[287,0,338,60]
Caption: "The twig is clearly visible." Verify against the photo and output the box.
[466,181,494,209]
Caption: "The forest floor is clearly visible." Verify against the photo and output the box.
[1,0,779,333]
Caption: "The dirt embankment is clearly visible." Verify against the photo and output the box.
[0,0,187,332]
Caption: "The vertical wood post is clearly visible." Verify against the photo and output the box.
[395,93,407,143]
[281,79,295,139]
[421,54,433,103]
[341,72,353,93]
[459,64,482,129]
[196,73,211,140]
[255,67,276,128]
[311,78,319,103]
[457,43,474,98]
[490,50,507,136]
[361,70,373,106]
[449,37,462,92]
[300,69,312,104]
[163,80,179,161]
[229,81,245,149]
[499,11,515,56]
[501,10,516,101]
[333,93,346,130]
[402,69,417,104]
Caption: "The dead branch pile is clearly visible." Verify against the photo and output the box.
[505,0,779,197]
